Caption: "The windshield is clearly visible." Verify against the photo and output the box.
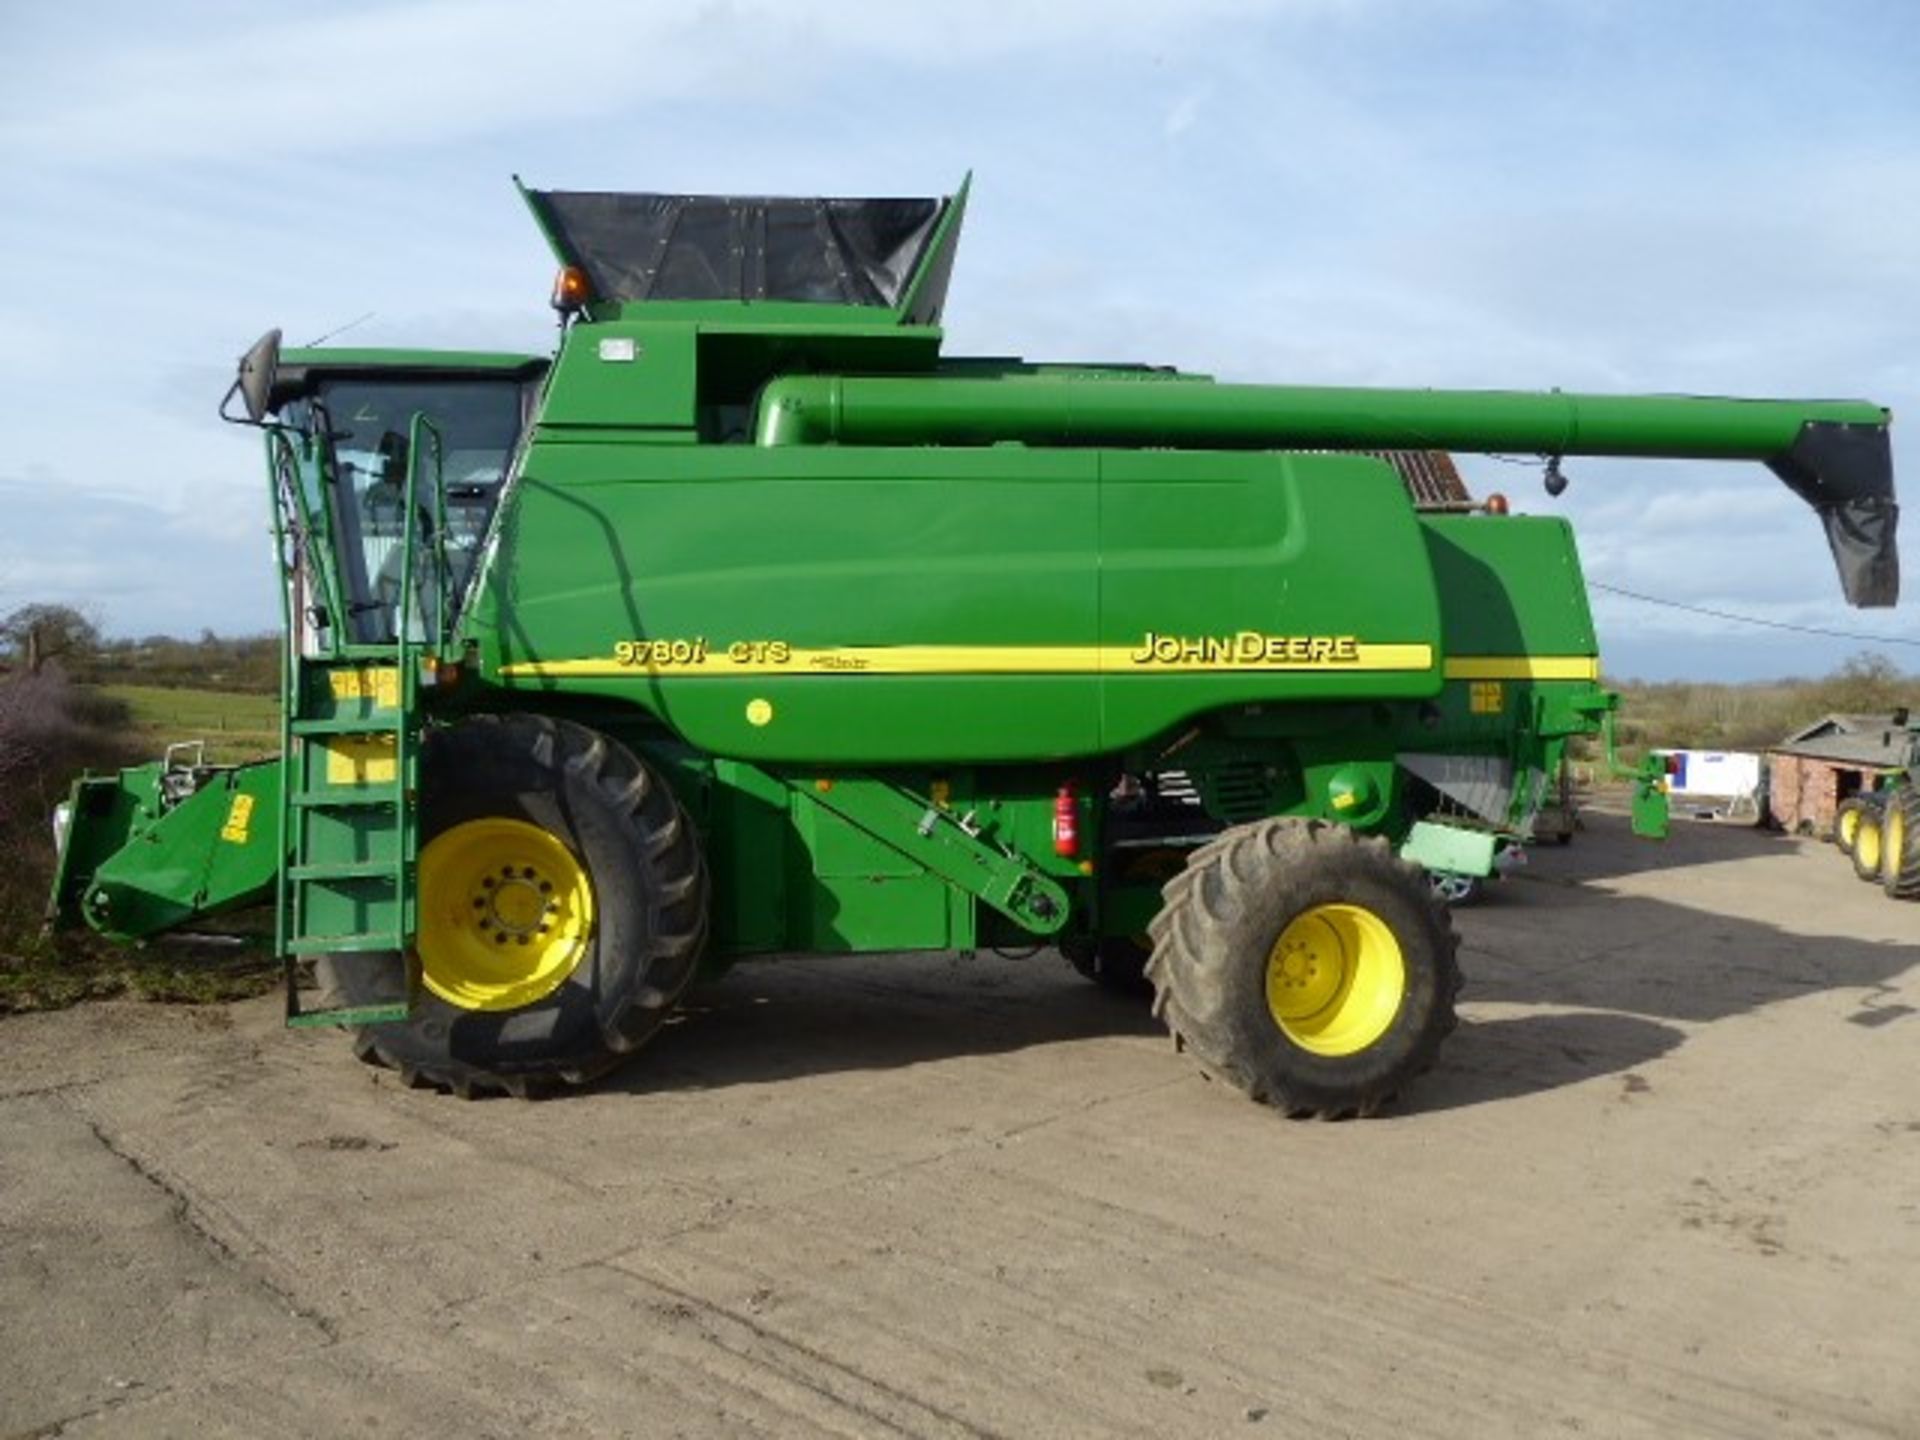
[313,378,533,643]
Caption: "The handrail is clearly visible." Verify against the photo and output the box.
[265,428,297,975]
[266,427,346,661]
[394,411,444,945]
[401,413,447,648]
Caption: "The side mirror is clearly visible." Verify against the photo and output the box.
[222,329,283,425]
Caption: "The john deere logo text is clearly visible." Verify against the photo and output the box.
[1128,631,1362,666]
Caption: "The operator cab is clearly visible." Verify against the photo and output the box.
[226,339,546,646]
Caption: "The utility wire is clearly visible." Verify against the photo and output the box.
[1589,580,1920,650]
[302,311,376,347]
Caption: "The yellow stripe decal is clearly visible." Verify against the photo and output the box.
[1442,656,1600,681]
[499,641,1436,679]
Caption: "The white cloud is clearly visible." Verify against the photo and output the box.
[0,0,1321,166]
[0,0,1912,680]
[1165,88,1209,139]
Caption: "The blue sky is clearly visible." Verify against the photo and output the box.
[1,0,1915,680]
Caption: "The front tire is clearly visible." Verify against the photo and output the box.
[319,714,707,1096]
[1852,808,1886,884]
[1146,819,1459,1118]
[1834,796,1869,855]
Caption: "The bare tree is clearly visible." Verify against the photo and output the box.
[1819,651,1912,716]
[0,604,100,677]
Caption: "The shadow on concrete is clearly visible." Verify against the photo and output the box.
[610,952,1161,1097]
[1522,804,1800,884]
[599,811,1916,1114]
[1405,1010,1686,1114]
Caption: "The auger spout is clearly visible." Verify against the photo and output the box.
[754,376,1897,605]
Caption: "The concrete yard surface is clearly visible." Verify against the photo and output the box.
[2,812,1917,1438]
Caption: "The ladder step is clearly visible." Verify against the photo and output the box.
[292,790,399,808]
[286,1002,410,1029]
[287,934,404,956]
[290,860,403,882]
[291,716,404,736]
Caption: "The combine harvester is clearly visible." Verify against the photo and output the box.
[48,180,1902,1114]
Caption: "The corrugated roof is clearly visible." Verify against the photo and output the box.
[1780,712,1903,746]
[1772,722,1912,767]
[1288,450,1472,506]
[1370,450,1472,508]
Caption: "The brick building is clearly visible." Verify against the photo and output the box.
[1766,713,1912,836]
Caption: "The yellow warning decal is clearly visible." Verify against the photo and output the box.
[323,735,397,786]
[1468,681,1505,715]
[219,793,254,845]
[327,666,400,708]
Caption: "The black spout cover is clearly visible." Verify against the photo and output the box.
[1767,420,1900,607]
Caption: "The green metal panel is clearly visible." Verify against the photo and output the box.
[1421,514,1596,660]
[470,444,1105,762]
[796,777,1070,937]
[47,770,155,930]
[1399,821,1501,878]
[277,347,545,373]
[537,323,699,433]
[465,447,1451,764]
[1098,450,1443,750]
[1633,762,1674,840]
[783,797,965,951]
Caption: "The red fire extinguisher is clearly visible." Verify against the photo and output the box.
[1053,784,1079,858]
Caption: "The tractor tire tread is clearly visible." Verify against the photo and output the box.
[1145,817,1460,1119]
[1851,809,1888,884]
[321,714,707,1099]
[1883,785,1920,900]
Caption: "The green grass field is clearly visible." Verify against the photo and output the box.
[100,683,280,762]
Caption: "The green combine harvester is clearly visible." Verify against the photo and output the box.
[48,180,1902,1114]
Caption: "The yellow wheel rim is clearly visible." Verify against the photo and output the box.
[1265,903,1407,1056]
[1887,809,1906,877]
[417,818,594,1012]
[1839,808,1860,847]
[1857,820,1883,876]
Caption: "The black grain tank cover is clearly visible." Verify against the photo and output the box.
[521,185,948,309]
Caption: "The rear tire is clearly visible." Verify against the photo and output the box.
[1146,818,1460,1118]
[319,714,707,1097]
[1883,786,1919,900]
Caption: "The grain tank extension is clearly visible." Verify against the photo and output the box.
[49,179,1903,1115]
